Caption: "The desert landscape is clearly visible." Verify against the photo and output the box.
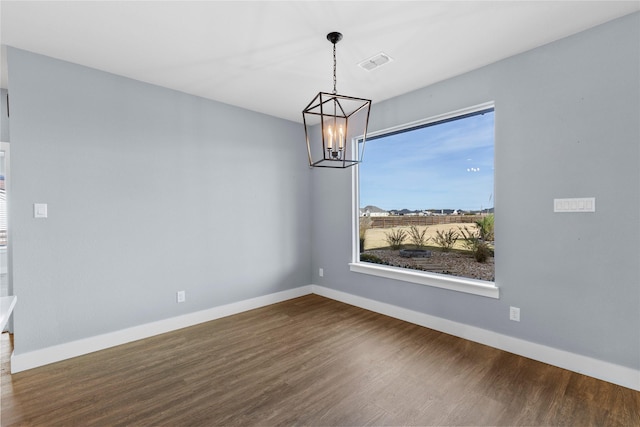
[360,222,495,282]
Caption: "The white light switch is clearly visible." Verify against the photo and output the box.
[554,197,595,213]
[34,203,48,218]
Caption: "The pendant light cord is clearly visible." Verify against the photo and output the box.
[332,43,337,95]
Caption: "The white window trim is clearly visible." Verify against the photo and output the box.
[351,102,499,299]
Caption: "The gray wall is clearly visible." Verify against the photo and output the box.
[312,12,640,369]
[7,47,311,354]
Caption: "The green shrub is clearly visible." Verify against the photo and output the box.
[475,214,494,241]
[384,228,408,250]
[474,242,492,263]
[434,229,458,252]
[408,225,429,249]
[458,225,480,252]
[459,225,493,263]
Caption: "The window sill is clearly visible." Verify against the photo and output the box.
[349,262,499,299]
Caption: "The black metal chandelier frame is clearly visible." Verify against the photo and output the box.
[303,32,371,169]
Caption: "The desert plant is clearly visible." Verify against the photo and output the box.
[458,225,493,262]
[359,217,373,252]
[434,229,458,252]
[474,241,492,263]
[458,225,481,252]
[408,225,429,249]
[384,228,408,250]
[475,214,494,241]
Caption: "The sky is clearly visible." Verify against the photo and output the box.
[359,110,494,212]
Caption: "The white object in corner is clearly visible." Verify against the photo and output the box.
[0,296,17,331]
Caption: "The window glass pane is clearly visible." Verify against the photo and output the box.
[358,109,495,282]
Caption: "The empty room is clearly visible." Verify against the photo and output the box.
[0,1,639,425]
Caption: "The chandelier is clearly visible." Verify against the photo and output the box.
[303,32,371,168]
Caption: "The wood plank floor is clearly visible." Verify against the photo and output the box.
[1,295,639,426]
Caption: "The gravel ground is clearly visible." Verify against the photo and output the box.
[362,249,495,282]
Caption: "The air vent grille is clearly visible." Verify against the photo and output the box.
[358,52,393,71]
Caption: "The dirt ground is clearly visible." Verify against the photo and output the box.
[362,248,495,282]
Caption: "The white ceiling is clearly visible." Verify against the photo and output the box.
[1,1,638,123]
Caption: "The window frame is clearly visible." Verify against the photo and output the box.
[350,102,499,299]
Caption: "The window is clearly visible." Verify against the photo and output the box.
[351,103,498,298]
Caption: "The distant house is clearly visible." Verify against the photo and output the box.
[360,205,388,217]
[431,209,456,215]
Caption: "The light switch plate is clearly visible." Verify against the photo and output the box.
[34,203,48,218]
[510,306,520,322]
[554,197,595,213]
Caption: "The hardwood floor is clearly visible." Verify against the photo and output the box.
[1,295,639,426]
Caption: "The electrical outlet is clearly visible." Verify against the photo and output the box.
[319,268,324,277]
[509,306,520,322]
[177,291,186,303]
[34,203,48,218]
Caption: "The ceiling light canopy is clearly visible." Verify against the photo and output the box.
[302,32,372,169]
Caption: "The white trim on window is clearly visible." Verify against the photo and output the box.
[349,262,499,298]
[351,101,499,299]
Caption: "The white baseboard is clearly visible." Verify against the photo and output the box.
[11,285,313,373]
[11,283,639,392]
[311,285,640,392]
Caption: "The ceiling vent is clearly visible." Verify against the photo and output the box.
[358,52,393,71]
